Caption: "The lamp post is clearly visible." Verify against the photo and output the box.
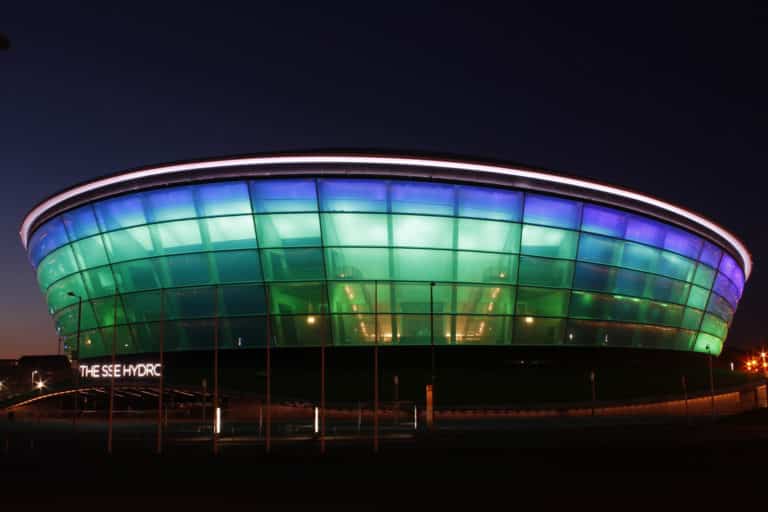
[429,282,436,388]
[707,345,715,419]
[67,291,83,427]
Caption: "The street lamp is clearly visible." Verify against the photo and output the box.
[67,291,83,426]
[706,344,715,419]
[31,370,39,386]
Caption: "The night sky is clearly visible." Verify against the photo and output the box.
[1,3,765,359]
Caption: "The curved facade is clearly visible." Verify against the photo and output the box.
[21,155,750,359]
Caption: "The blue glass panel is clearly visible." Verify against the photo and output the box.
[94,193,148,231]
[390,182,455,215]
[196,181,252,216]
[620,243,659,274]
[707,292,734,323]
[713,273,739,308]
[719,254,744,296]
[662,227,702,260]
[577,233,621,266]
[699,241,722,269]
[61,205,100,241]
[318,179,388,212]
[250,179,318,213]
[580,205,628,238]
[657,252,695,282]
[144,186,196,222]
[456,185,522,221]
[625,215,665,247]
[523,194,581,229]
[29,217,70,267]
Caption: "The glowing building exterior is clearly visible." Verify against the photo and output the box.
[20,155,750,359]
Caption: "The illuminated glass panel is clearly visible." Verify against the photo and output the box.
[94,194,147,231]
[518,256,573,288]
[144,186,196,222]
[166,253,212,287]
[250,179,318,213]
[203,216,258,250]
[29,217,70,267]
[255,213,321,248]
[104,226,156,262]
[457,218,520,253]
[153,220,204,254]
[523,194,581,229]
[521,225,577,259]
[390,182,455,215]
[456,185,522,221]
[392,215,454,249]
[318,179,388,212]
[393,249,454,282]
[70,236,110,270]
[196,181,252,216]
[328,282,374,313]
[513,317,565,345]
[269,282,328,314]
[218,284,266,316]
[213,250,262,283]
[81,267,116,299]
[321,213,389,246]
[578,234,623,266]
[37,245,79,291]
[61,205,100,242]
[580,205,627,238]
[46,273,88,313]
[687,286,709,310]
[112,259,164,293]
[693,332,723,355]
[515,287,569,317]
[699,241,722,269]
[456,252,517,284]
[693,264,716,289]
[262,248,325,281]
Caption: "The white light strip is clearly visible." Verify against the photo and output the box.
[19,155,752,278]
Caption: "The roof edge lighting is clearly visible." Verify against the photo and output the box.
[18,155,753,278]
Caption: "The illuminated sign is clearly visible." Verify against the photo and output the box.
[80,362,162,379]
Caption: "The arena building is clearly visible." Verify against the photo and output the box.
[20,154,750,361]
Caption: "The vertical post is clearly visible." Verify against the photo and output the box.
[265,285,271,454]
[707,346,715,420]
[202,379,207,430]
[682,375,689,425]
[393,375,399,426]
[213,286,220,455]
[429,281,436,420]
[157,287,165,454]
[425,384,434,429]
[374,279,379,453]
[107,292,117,454]
[320,332,326,455]
[72,295,82,428]
[590,369,596,417]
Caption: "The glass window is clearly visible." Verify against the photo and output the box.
[573,262,615,293]
[70,236,110,270]
[112,259,164,293]
[663,227,702,260]
[153,220,204,254]
[196,181,252,216]
[693,264,716,289]
[457,218,520,253]
[165,253,212,287]
[392,248,454,282]
[318,179,388,212]
[453,284,515,315]
[681,308,703,331]
[523,194,581,229]
[625,215,665,248]
[203,216,257,250]
[250,179,318,213]
[90,295,128,328]
[255,213,321,248]
[212,250,262,283]
[620,242,659,275]
[122,291,163,324]
[647,275,690,305]
[144,186,196,222]
[376,282,432,314]
[46,273,88,313]
[693,332,723,356]
[61,205,100,242]
[29,217,70,267]
[513,317,565,345]
[384,314,431,346]
[37,245,79,291]
[165,286,216,320]
[324,247,390,281]
[719,254,744,296]
[104,226,156,262]
[518,256,573,288]
[54,303,98,335]
[272,314,330,347]
[687,286,709,310]
[699,241,722,269]
[392,215,454,249]
[94,193,148,231]
[580,205,627,238]
[220,316,267,349]
[321,213,389,247]
[261,248,325,281]
[657,251,695,282]
[81,267,116,299]
[328,282,375,314]
[455,252,517,284]
[521,225,578,259]
[269,282,328,314]
[577,233,623,266]
[515,287,569,317]
[706,292,734,323]
[713,273,739,309]
[331,314,377,345]
[613,268,649,298]
[390,181,455,215]
[701,313,728,339]
[456,185,522,221]
[448,315,512,345]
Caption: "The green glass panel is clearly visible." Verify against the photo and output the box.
[518,256,573,288]
[457,219,520,253]
[78,328,108,358]
[321,213,389,246]
[153,220,204,254]
[167,319,216,351]
[104,226,156,262]
[386,314,432,346]
[81,267,116,298]
[255,213,321,248]
[165,286,216,320]
[165,253,212,287]
[620,242,659,275]
[456,252,517,284]
[693,332,723,355]
[213,250,262,283]
[681,307,703,331]
[219,317,267,349]
[648,275,690,305]
[122,291,163,324]
[687,286,709,310]
[203,216,257,250]
[37,245,79,291]
[262,248,325,281]
[269,282,328,314]
[515,287,569,317]
[130,322,164,352]
[577,233,623,266]
[331,314,376,345]
[46,273,88,313]
[392,215,454,249]
[91,295,127,328]
[570,291,682,327]
[376,282,432,314]
[693,264,716,289]
[453,284,515,315]
[328,282,374,313]
[272,314,330,347]
[113,259,163,293]
[613,268,648,299]
[701,313,728,338]
[520,225,577,259]
[54,302,98,335]
[513,317,565,345]
[324,247,390,280]
[393,249,454,282]
[219,284,266,316]
[70,236,110,270]
[658,251,695,282]
[445,315,511,345]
